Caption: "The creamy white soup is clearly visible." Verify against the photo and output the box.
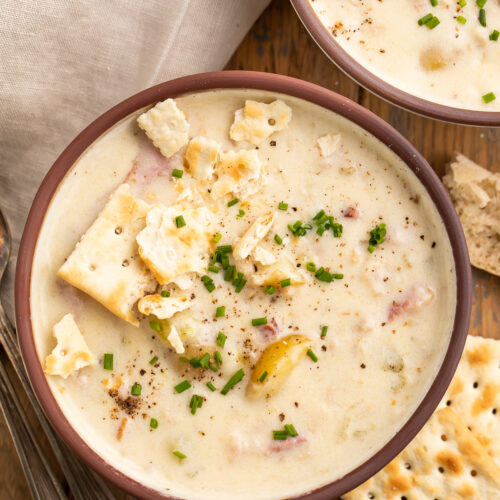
[31,89,457,500]
[309,0,500,111]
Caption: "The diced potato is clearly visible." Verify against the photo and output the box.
[420,46,449,71]
[252,258,305,287]
[247,335,311,398]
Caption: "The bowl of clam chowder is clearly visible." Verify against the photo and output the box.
[15,71,471,499]
[292,0,500,125]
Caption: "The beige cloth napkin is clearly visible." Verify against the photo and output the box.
[0,0,270,320]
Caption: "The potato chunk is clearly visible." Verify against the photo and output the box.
[247,335,311,398]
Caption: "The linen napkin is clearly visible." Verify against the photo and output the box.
[0,0,270,320]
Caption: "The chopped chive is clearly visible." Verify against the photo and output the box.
[272,430,288,440]
[306,262,316,272]
[189,357,201,368]
[221,254,229,269]
[479,8,486,26]
[274,233,283,245]
[213,232,222,243]
[206,381,216,392]
[259,371,268,383]
[265,285,276,295]
[418,13,433,25]
[149,320,162,332]
[457,15,467,24]
[459,0,467,5]
[284,424,298,437]
[208,264,220,273]
[430,0,438,5]
[217,245,233,253]
[224,265,236,281]
[237,209,245,218]
[215,351,223,367]
[208,362,218,372]
[149,355,159,365]
[332,273,344,280]
[199,353,211,368]
[315,268,334,283]
[367,223,386,253]
[313,210,325,221]
[227,198,239,207]
[490,29,499,40]
[216,331,227,348]
[321,325,328,338]
[150,418,158,429]
[201,275,215,292]
[131,383,142,396]
[173,450,186,460]
[172,169,183,178]
[483,92,496,103]
[280,278,291,288]
[178,356,189,363]
[252,317,267,326]
[316,226,326,236]
[278,202,288,210]
[234,278,246,293]
[160,290,171,297]
[174,380,191,393]
[103,353,113,370]
[220,368,245,395]
[215,306,226,317]
[175,215,186,228]
[307,349,318,363]
[189,394,204,415]
[426,16,440,29]
[476,0,487,6]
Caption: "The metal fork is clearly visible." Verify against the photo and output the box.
[0,209,116,499]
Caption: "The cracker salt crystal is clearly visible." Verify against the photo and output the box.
[136,203,213,285]
[343,407,500,500]
[44,314,95,378]
[439,335,500,465]
[57,184,156,326]
[137,98,189,159]
[229,99,292,146]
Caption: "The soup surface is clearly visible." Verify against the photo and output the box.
[309,0,500,111]
[31,89,456,499]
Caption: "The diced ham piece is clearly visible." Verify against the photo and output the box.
[259,318,281,338]
[343,206,358,219]
[125,136,184,193]
[388,285,434,322]
[269,436,307,453]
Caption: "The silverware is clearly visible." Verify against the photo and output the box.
[0,209,116,499]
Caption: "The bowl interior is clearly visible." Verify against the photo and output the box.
[15,70,472,499]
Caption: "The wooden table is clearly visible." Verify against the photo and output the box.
[1,0,498,497]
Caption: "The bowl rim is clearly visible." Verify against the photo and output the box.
[290,0,500,127]
[15,70,471,500]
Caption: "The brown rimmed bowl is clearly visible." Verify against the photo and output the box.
[291,0,500,127]
[15,70,472,499]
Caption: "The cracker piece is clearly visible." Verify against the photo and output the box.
[233,212,276,260]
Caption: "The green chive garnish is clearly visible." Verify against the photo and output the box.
[368,223,386,253]
[418,13,433,25]
[213,232,222,243]
[306,262,316,272]
[321,326,328,338]
[172,169,183,178]
[274,234,283,245]
[457,15,467,24]
[173,450,186,459]
[265,285,275,295]
[483,92,496,103]
[131,383,142,396]
[252,317,267,326]
[149,320,162,332]
[215,306,226,317]
[201,275,216,292]
[189,357,201,368]
[259,371,268,383]
[284,424,298,437]
[237,209,245,218]
[479,8,486,26]
[174,380,191,393]
[307,349,318,363]
[160,290,170,297]
[208,264,220,273]
[216,331,227,348]
[206,382,216,392]
[430,0,438,5]
[149,356,159,365]
[280,278,291,288]
[426,16,440,29]
[227,198,239,207]
[208,362,218,372]
[199,353,211,368]
[103,353,113,370]
[476,0,487,7]
[150,418,158,429]
[278,202,288,210]
[217,245,233,253]
[175,215,186,228]
[459,0,467,5]
[189,394,204,415]
[215,351,222,367]
[220,368,245,395]
[490,29,500,40]
[272,430,288,440]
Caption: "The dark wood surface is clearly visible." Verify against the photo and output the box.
[1,0,497,497]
